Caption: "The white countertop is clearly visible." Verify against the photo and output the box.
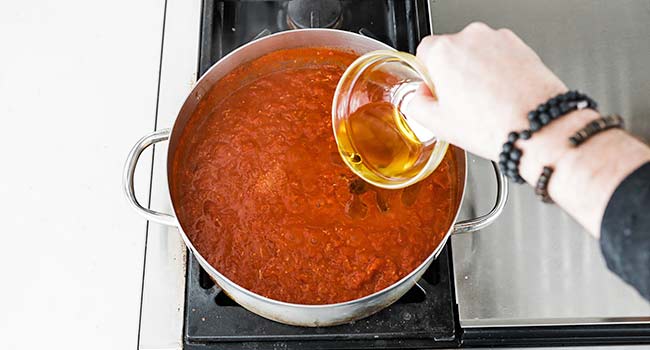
[0,0,195,348]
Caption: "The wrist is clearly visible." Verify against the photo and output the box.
[550,128,650,235]
[516,108,601,184]
[501,90,650,237]
[515,107,650,236]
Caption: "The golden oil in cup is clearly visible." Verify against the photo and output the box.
[332,50,448,189]
[337,101,426,181]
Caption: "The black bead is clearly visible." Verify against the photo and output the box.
[559,93,569,102]
[567,90,578,100]
[559,102,571,114]
[569,136,579,146]
[503,142,513,153]
[519,130,532,140]
[510,148,522,161]
[515,175,526,184]
[498,161,507,172]
[499,152,508,162]
[539,113,551,125]
[549,97,559,105]
[506,168,517,178]
[507,132,519,143]
[549,106,561,119]
[530,120,541,131]
[537,104,548,113]
[507,160,518,170]
[527,111,538,121]
[588,99,598,109]
[543,166,553,176]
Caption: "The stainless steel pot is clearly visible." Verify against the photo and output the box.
[123,29,508,327]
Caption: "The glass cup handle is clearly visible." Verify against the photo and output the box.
[452,161,509,234]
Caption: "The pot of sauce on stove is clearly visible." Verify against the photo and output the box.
[123,29,508,326]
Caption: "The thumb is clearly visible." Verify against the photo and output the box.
[402,84,454,145]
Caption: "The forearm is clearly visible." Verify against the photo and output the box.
[517,109,650,237]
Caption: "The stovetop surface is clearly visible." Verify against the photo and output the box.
[184,1,458,349]
[179,1,650,349]
[185,248,455,349]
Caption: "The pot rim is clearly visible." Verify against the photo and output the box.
[166,28,470,309]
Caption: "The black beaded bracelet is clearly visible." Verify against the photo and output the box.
[498,90,599,185]
[498,131,526,183]
[527,90,598,132]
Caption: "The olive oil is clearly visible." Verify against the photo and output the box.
[336,101,433,185]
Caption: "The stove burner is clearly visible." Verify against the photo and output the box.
[287,0,343,29]
[191,1,449,348]
[184,248,456,348]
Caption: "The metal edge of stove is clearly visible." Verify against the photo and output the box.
[423,0,650,347]
[137,0,203,349]
[461,324,650,348]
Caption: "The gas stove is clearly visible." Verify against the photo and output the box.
[185,250,456,349]
[185,1,458,349]
[139,1,650,349]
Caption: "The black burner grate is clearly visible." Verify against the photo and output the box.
[198,0,430,76]
[185,247,455,349]
[185,1,458,348]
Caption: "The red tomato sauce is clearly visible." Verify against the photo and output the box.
[171,47,459,304]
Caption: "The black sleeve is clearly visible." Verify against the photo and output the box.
[600,161,650,300]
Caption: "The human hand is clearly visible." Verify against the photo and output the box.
[407,22,568,161]
[406,22,650,236]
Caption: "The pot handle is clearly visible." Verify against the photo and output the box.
[452,161,508,234]
[122,128,178,227]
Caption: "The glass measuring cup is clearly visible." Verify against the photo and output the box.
[332,50,448,189]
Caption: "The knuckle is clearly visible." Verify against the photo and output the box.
[498,28,516,37]
[417,35,436,51]
[436,36,454,47]
[417,35,453,57]
[416,39,432,57]
[465,21,490,32]
[420,35,436,45]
